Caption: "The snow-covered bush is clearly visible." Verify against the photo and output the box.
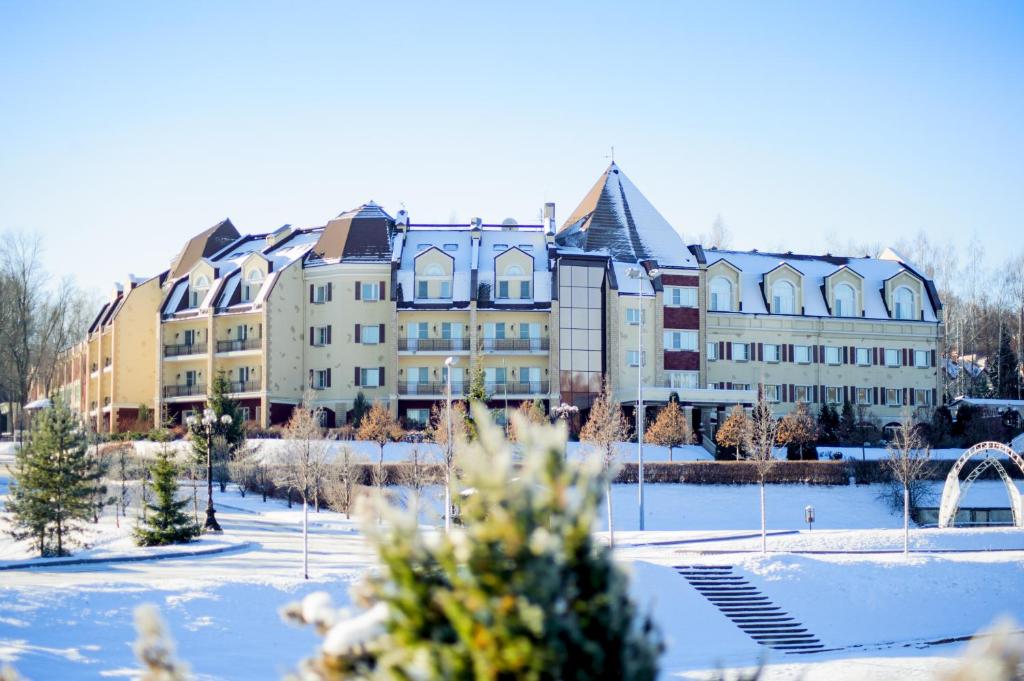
[283,406,663,680]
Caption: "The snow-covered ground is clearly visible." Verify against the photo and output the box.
[3,450,1023,680]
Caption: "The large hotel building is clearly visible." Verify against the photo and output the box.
[50,164,944,445]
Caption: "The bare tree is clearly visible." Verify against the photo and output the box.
[428,400,467,530]
[356,402,403,524]
[277,390,328,579]
[885,410,931,555]
[697,214,734,250]
[579,379,631,548]
[323,446,363,520]
[744,399,781,554]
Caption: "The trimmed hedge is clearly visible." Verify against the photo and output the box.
[613,461,850,485]
[847,458,1024,484]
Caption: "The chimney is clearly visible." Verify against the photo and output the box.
[470,217,482,242]
[544,202,556,243]
[396,209,409,232]
[266,224,293,247]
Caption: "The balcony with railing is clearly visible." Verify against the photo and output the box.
[162,383,207,399]
[216,337,262,354]
[164,342,208,358]
[397,338,471,353]
[478,337,550,353]
[226,379,262,394]
[397,381,466,397]
[485,381,550,395]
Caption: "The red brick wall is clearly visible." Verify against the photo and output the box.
[664,351,700,370]
[664,306,699,329]
[662,274,699,286]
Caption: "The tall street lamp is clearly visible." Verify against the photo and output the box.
[627,266,659,531]
[186,408,233,533]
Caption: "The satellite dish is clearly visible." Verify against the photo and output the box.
[501,218,518,226]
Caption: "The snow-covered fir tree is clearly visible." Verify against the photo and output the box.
[6,397,104,556]
[134,447,200,546]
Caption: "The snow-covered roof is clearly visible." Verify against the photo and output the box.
[396,228,475,304]
[703,249,940,322]
[476,228,552,304]
[611,261,656,295]
[557,163,695,268]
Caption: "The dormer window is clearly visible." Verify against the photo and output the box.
[242,269,264,303]
[833,283,855,317]
[443,243,458,251]
[771,280,795,314]
[493,243,509,251]
[190,275,211,308]
[894,286,915,320]
[709,277,733,312]
[496,263,529,301]
[415,263,451,300]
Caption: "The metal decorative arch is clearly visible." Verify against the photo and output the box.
[937,441,1024,528]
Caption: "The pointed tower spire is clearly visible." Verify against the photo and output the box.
[557,164,693,267]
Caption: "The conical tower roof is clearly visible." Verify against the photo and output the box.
[557,163,694,267]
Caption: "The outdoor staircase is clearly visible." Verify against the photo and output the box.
[675,565,825,654]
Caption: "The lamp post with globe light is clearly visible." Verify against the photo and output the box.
[186,408,233,532]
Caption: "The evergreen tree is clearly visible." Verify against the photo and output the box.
[6,397,103,557]
[284,407,662,679]
[817,403,840,445]
[930,405,954,447]
[644,401,693,461]
[190,371,244,466]
[351,391,369,428]
[134,449,200,546]
[839,400,857,443]
[988,326,1021,399]
[467,364,489,403]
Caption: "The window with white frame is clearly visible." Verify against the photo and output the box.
[825,346,841,365]
[626,307,643,325]
[665,286,698,308]
[313,284,329,304]
[894,286,915,320]
[914,350,929,368]
[764,344,780,362]
[856,347,871,366]
[315,326,331,346]
[885,349,900,367]
[886,388,902,406]
[667,371,699,389]
[763,384,781,402]
[360,368,381,387]
[313,369,330,389]
[834,283,855,317]
[361,325,380,345]
[707,342,718,361]
[242,269,263,302]
[664,330,698,351]
[826,386,843,404]
[519,280,531,298]
[361,282,380,301]
[191,275,210,308]
[794,345,811,364]
[794,385,812,402]
[733,383,751,391]
[627,350,646,367]
[915,389,931,406]
[732,342,749,361]
[239,406,251,422]
[856,387,870,404]
[440,280,452,299]
[416,280,429,298]
[771,280,796,314]
[497,280,510,299]
[709,277,733,312]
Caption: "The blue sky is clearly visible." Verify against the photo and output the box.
[1,1,1021,295]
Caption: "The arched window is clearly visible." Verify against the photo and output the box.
[709,277,733,312]
[191,275,210,308]
[771,280,795,314]
[504,264,525,277]
[242,269,264,302]
[424,264,445,277]
[894,286,915,320]
[833,283,855,317]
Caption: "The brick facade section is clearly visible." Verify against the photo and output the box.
[664,350,700,370]
[663,306,700,329]
[661,274,699,287]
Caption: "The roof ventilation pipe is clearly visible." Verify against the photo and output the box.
[544,202,556,242]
